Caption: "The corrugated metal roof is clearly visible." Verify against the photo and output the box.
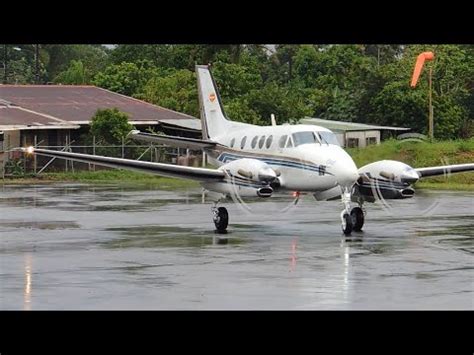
[0,106,79,130]
[300,117,410,132]
[0,85,197,123]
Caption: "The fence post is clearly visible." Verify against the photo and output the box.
[64,134,68,173]
[33,134,37,175]
[92,135,96,171]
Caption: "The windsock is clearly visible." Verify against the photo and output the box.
[410,51,434,87]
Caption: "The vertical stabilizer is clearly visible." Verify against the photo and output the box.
[196,65,231,140]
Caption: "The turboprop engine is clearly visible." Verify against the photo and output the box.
[218,158,279,198]
[355,160,420,201]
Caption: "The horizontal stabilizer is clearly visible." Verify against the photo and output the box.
[128,130,217,150]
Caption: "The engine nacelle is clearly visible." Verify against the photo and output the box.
[358,160,420,184]
[219,158,278,183]
[355,160,418,201]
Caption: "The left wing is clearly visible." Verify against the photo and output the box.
[415,163,474,178]
[22,148,225,182]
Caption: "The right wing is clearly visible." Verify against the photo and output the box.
[128,130,218,150]
[23,148,225,182]
[415,163,474,178]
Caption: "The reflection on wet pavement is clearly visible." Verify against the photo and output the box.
[0,183,473,309]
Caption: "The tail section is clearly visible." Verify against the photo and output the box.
[196,65,231,140]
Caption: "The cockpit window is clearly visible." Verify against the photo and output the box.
[317,131,340,146]
[292,131,319,146]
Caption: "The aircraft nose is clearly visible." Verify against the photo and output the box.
[337,168,359,188]
[330,149,359,188]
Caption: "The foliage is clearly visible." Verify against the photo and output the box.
[137,69,199,117]
[2,44,473,139]
[54,60,86,84]
[89,108,134,145]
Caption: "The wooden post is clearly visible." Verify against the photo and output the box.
[428,66,434,140]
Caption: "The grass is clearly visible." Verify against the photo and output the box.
[2,170,200,189]
[347,138,474,189]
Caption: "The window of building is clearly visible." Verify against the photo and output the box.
[240,136,247,149]
[265,135,273,149]
[230,138,235,148]
[278,135,288,148]
[347,138,359,148]
[366,137,377,146]
[258,135,266,149]
[251,136,258,149]
[0,132,4,152]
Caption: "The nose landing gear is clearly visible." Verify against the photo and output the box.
[340,187,365,235]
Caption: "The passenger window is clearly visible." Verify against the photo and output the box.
[258,135,266,149]
[240,136,247,149]
[278,135,288,148]
[265,135,273,149]
[251,136,258,149]
[286,137,294,148]
[230,138,235,148]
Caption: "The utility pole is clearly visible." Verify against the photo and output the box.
[428,66,434,140]
[3,44,7,84]
[410,51,435,140]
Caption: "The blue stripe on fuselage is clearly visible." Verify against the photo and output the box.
[217,152,332,175]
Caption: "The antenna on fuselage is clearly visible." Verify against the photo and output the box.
[271,114,277,126]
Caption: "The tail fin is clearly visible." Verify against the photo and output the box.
[196,65,231,140]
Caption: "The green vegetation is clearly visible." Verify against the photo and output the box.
[1,170,199,189]
[2,44,473,139]
[348,139,474,189]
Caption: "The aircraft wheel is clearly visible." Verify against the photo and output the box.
[341,212,353,235]
[351,207,364,232]
[213,207,229,233]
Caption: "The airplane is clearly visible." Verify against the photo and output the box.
[20,65,474,235]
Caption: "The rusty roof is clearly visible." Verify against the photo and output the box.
[0,85,197,124]
[0,106,79,130]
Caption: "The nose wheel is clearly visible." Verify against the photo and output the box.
[340,187,365,235]
[350,206,364,231]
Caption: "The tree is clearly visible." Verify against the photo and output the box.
[137,69,199,117]
[90,108,134,145]
[92,61,161,96]
[54,60,86,84]
[43,45,108,82]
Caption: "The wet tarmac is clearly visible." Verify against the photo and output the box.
[0,183,472,309]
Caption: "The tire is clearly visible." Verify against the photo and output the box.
[351,207,364,232]
[214,207,229,232]
[341,213,353,235]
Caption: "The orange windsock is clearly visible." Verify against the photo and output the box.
[410,51,435,87]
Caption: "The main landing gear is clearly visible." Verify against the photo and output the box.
[340,187,365,235]
[212,200,229,233]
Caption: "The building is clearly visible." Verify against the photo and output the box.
[299,117,410,148]
[0,85,201,172]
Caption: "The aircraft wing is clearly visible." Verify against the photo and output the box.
[415,163,474,178]
[128,130,218,150]
[23,148,225,182]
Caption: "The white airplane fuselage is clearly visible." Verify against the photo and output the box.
[202,121,359,196]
